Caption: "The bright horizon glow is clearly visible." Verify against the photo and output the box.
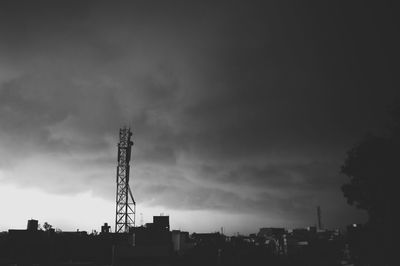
[0,183,114,233]
[0,183,319,235]
[0,184,264,235]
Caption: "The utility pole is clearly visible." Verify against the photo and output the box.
[317,206,322,230]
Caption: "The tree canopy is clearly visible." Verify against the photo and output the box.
[341,106,399,225]
[341,105,398,266]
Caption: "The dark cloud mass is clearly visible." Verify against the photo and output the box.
[1,0,398,231]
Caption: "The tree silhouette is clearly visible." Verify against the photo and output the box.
[341,135,395,224]
[43,222,53,231]
[341,105,398,266]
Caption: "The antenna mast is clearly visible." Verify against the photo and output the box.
[115,127,136,233]
[317,206,322,230]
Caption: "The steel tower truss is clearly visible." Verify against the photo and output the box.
[115,127,136,233]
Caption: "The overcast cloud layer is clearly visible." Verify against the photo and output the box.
[1,1,398,233]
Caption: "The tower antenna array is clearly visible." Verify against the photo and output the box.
[115,127,136,233]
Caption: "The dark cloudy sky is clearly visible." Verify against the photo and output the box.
[0,0,398,234]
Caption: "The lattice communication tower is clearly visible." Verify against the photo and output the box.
[115,127,136,233]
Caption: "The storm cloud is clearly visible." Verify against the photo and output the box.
[1,1,397,232]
